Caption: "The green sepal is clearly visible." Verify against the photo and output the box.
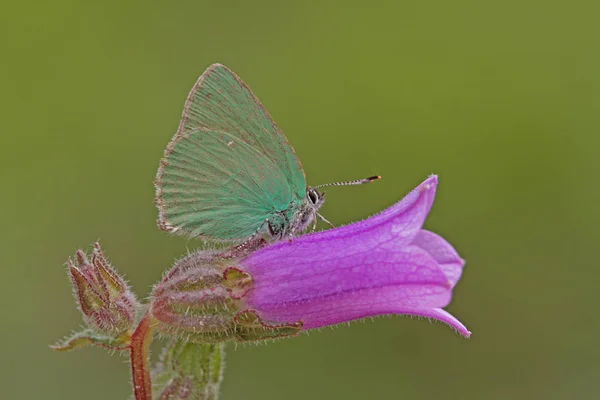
[50,328,131,352]
[234,310,302,341]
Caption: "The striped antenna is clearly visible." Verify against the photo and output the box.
[314,175,381,189]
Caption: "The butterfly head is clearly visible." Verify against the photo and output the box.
[288,187,325,235]
[306,187,326,210]
[277,176,380,239]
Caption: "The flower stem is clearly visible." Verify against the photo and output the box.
[130,311,156,400]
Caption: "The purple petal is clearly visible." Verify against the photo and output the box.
[244,243,451,309]
[412,230,465,287]
[253,294,470,337]
[415,308,471,337]
[272,175,437,253]
[249,281,451,329]
[246,174,439,268]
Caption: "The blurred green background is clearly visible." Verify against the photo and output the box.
[2,0,599,399]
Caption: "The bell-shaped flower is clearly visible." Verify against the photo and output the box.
[240,175,470,337]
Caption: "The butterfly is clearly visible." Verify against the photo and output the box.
[154,64,379,243]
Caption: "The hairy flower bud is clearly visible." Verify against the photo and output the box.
[150,251,302,343]
[68,243,138,336]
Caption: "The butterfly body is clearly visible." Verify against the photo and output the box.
[263,187,326,239]
[155,64,325,243]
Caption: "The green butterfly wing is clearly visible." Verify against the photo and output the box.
[155,64,306,241]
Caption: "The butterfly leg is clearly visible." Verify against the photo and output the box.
[281,210,290,225]
[242,218,270,243]
[317,212,335,229]
[247,218,282,242]
[266,219,278,237]
[272,209,295,243]
[311,213,318,232]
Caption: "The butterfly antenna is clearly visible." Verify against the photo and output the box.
[314,175,381,189]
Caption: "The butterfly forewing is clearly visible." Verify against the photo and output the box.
[155,64,306,241]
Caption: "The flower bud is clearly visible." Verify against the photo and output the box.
[68,243,138,336]
[150,251,301,343]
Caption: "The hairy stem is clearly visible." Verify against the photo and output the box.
[130,311,157,400]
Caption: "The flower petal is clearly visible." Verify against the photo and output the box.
[244,244,452,310]
[247,280,454,330]
[403,308,471,337]
[264,175,437,254]
[412,230,465,286]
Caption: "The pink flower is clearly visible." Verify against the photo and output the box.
[240,175,470,337]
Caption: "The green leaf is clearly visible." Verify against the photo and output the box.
[152,339,224,400]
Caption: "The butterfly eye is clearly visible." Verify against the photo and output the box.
[308,189,319,205]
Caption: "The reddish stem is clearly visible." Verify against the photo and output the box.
[129,311,156,400]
